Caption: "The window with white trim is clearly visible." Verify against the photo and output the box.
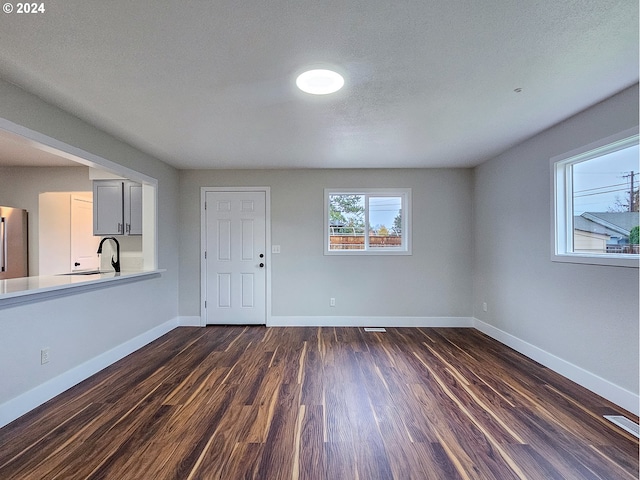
[324,188,411,255]
[552,128,639,268]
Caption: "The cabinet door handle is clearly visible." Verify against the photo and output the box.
[118,223,122,234]
[126,223,130,234]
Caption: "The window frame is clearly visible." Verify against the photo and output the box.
[324,188,412,256]
[551,127,639,268]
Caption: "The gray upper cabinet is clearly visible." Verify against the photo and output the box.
[93,180,142,236]
[124,181,142,235]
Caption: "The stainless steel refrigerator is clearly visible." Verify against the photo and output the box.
[0,206,28,279]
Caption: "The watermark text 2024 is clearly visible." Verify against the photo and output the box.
[3,3,46,13]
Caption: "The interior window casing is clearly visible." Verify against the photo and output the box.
[324,188,412,256]
[551,127,639,268]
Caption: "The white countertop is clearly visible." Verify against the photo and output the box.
[0,269,164,306]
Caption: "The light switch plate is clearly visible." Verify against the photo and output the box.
[272,245,281,254]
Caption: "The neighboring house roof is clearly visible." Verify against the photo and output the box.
[574,216,615,237]
[574,212,639,237]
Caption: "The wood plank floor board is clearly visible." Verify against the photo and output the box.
[184,405,257,479]
[300,347,324,406]
[323,371,355,444]
[0,365,120,449]
[424,441,465,480]
[538,383,639,447]
[408,382,524,480]
[297,404,325,480]
[0,326,637,479]
[324,440,375,479]
[589,444,640,480]
[219,442,264,480]
[353,351,397,406]
[227,351,273,405]
[385,384,441,444]
[510,406,621,479]
[254,382,301,479]
[0,402,104,479]
[183,433,237,479]
[84,403,178,480]
[279,342,308,386]
[422,328,638,444]
[243,361,284,444]
[504,443,578,480]
[373,404,440,479]
[2,378,177,480]
[410,345,520,438]
[165,365,231,407]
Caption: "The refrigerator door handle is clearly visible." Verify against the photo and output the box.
[0,217,5,273]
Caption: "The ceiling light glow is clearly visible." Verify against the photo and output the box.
[296,69,344,95]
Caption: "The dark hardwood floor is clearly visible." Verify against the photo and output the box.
[0,327,637,479]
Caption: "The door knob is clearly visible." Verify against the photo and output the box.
[259,263,265,268]
[259,254,264,258]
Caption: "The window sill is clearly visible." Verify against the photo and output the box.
[0,269,165,308]
[552,253,639,268]
[325,249,412,256]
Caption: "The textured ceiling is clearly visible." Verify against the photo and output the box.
[0,0,637,169]
[0,129,78,167]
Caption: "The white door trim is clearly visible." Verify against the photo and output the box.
[200,187,271,327]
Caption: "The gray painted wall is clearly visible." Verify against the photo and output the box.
[473,84,639,394]
[0,79,180,406]
[179,168,474,318]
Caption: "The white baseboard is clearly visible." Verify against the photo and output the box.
[268,316,474,328]
[0,317,179,429]
[473,318,639,416]
[178,316,203,327]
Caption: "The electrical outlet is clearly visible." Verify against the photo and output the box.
[482,302,488,312]
[330,298,336,307]
[41,348,50,365]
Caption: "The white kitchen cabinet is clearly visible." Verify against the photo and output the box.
[93,180,142,236]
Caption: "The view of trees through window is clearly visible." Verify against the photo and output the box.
[571,143,639,255]
[329,194,402,250]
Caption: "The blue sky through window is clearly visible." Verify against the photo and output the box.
[369,196,401,230]
[572,144,639,215]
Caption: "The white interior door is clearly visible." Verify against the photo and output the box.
[71,194,100,272]
[204,190,267,325]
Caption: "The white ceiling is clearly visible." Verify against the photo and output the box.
[0,0,637,170]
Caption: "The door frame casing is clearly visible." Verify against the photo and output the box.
[200,187,271,327]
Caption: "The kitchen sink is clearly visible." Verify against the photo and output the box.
[57,270,106,275]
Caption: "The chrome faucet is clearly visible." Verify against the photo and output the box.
[97,237,120,273]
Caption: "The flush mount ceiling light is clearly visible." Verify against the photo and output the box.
[296,69,344,95]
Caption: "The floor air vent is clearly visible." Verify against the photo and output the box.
[364,328,386,332]
[603,415,640,438]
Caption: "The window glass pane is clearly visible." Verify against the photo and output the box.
[572,144,639,254]
[368,196,402,249]
[328,194,365,250]
[325,188,411,255]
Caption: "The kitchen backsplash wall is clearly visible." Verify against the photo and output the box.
[98,235,143,272]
